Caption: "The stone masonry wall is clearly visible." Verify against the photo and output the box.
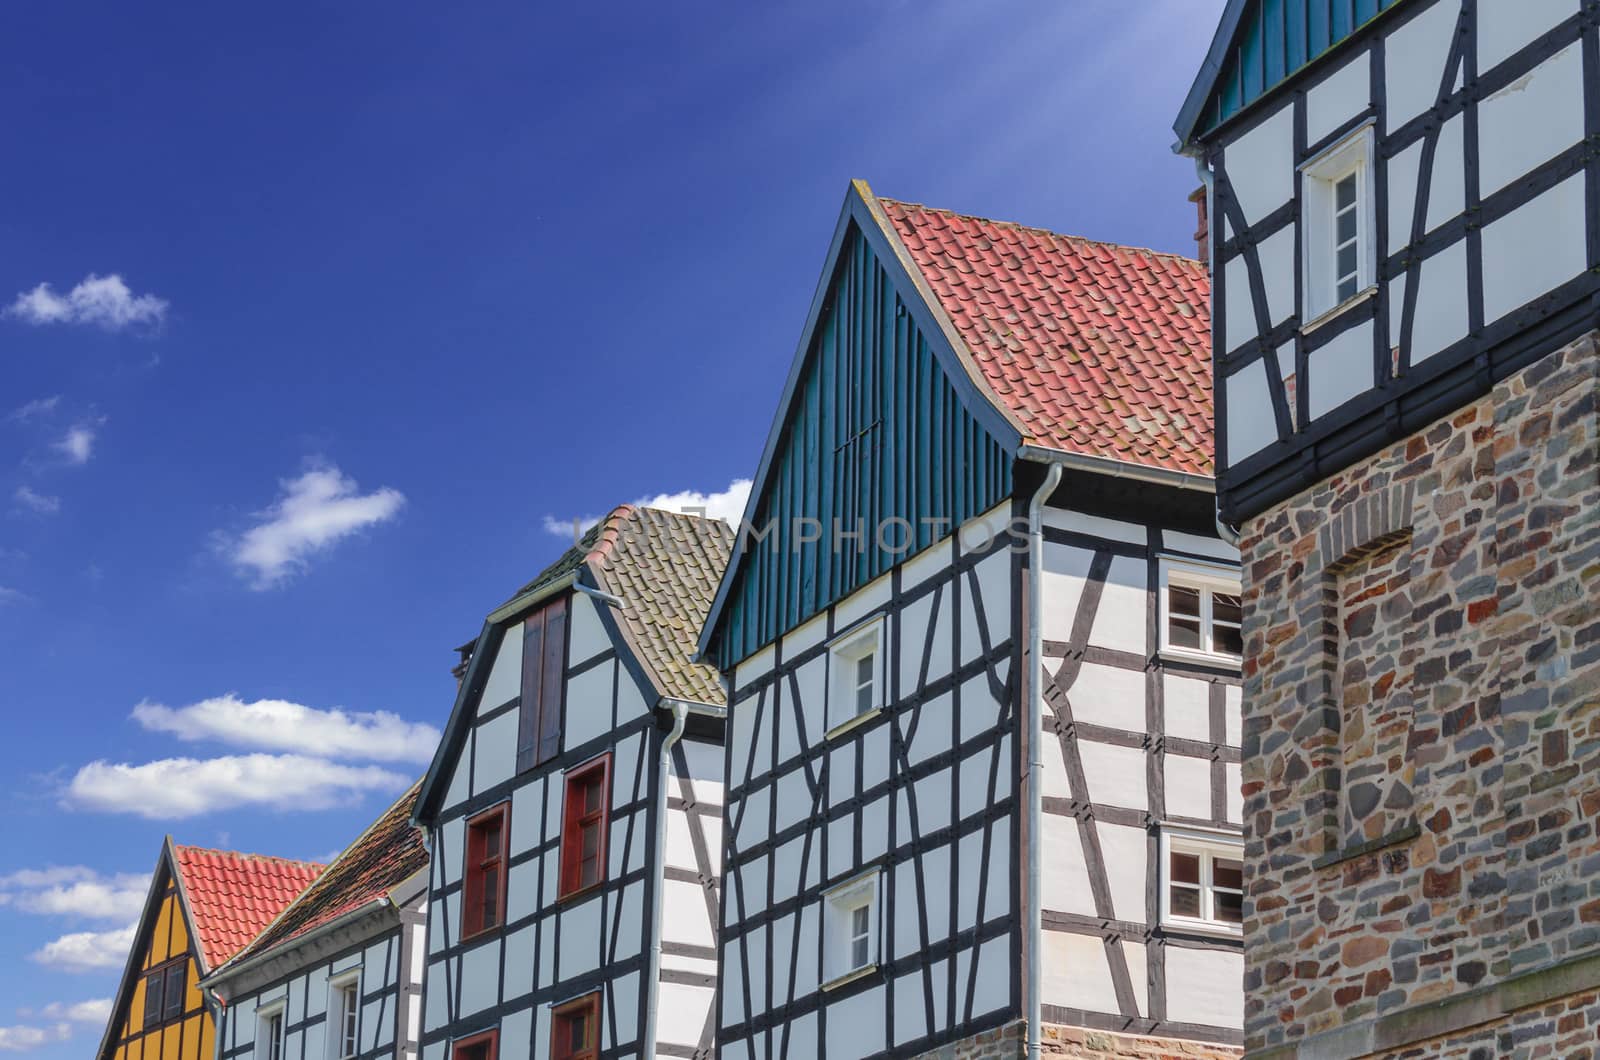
[909,1021,1241,1059]
[1236,330,1600,1055]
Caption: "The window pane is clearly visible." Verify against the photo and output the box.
[1170,885,1201,918]
[1215,858,1243,890]
[1170,617,1202,649]
[852,905,869,936]
[144,972,164,1025]
[1336,207,1357,244]
[1170,852,1200,884]
[164,965,185,1018]
[1335,173,1356,209]
[1337,242,1357,279]
[581,822,600,859]
[483,865,499,927]
[584,776,603,814]
[1213,594,1242,626]
[855,682,873,716]
[1214,623,1244,656]
[855,654,873,686]
[581,854,600,888]
[1338,275,1359,302]
[569,1012,588,1050]
[1168,584,1200,619]
[481,820,501,859]
[1215,889,1244,924]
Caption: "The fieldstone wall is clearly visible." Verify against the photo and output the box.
[909,1021,1241,1059]
[1236,330,1600,1056]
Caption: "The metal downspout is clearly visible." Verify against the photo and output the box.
[643,700,689,1060]
[1192,153,1243,550]
[1026,462,1063,1060]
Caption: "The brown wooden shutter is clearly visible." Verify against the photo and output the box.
[535,597,567,766]
[515,611,546,773]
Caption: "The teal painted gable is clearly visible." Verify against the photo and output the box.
[707,217,1013,668]
[1176,0,1406,146]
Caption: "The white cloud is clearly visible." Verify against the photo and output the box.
[0,867,145,922]
[543,477,753,539]
[29,1000,111,1025]
[12,486,59,515]
[226,466,404,589]
[7,397,59,423]
[0,1024,70,1052]
[131,694,438,764]
[0,587,26,605]
[6,274,168,331]
[637,478,752,525]
[52,425,97,465]
[64,754,409,819]
[29,922,135,972]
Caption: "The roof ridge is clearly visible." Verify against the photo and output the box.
[876,196,1203,266]
[174,845,326,870]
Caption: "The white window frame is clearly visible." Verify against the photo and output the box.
[256,1001,287,1060]
[328,970,361,1060]
[821,870,881,988]
[826,618,884,739]
[1300,122,1376,327]
[1158,557,1243,665]
[1159,825,1245,938]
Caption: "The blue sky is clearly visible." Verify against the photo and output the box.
[0,1,1222,1052]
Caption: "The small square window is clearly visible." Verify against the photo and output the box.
[1160,827,1245,936]
[560,756,611,900]
[1159,559,1243,664]
[1301,125,1375,323]
[551,993,600,1060]
[828,619,884,736]
[823,873,880,986]
[462,803,509,939]
[452,1029,498,1060]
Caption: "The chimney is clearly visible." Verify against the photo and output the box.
[1188,184,1209,265]
[452,641,475,688]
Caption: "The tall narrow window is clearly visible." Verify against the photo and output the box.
[143,967,164,1027]
[822,872,880,986]
[827,618,883,735]
[560,756,611,899]
[551,993,600,1060]
[452,1029,497,1060]
[1301,125,1374,321]
[162,963,185,1020]
[258,1009,285,1060]
[329,977,360,1060]
[516,595,569,772]
[1332,173,1360,303]
[461,803,509,938]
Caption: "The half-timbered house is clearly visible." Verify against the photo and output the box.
[1176,2,1600,1056]
[698,181,1246,1060]
[203,780,429,1060]
[96,842,324,1060]
[412,505,729,1060]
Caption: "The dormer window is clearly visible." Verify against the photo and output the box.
[1301,125,1375,323]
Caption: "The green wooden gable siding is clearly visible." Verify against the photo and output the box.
[713,224,1012,668]
[1180,0,1405,143]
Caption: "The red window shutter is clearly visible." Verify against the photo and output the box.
[535,597,567,766]
[461,816,483,935]
[516,610,546,773]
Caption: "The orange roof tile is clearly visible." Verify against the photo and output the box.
[879,198,1215,478]
[172,845,324,970]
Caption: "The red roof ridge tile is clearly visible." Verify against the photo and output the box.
[875,197,1203,267]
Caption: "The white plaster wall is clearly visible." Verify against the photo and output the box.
[1307,319,1374,419]
[1226,104,1295,225]
[1166,946,1245,1031]
[1410,237,1471,364]
[1226,357,1278,465]
[1478,0,1579,73]
[1478,41,1585,196]
[1385,0,1458,132]
[1306,52,1370,145]
[480,623,522,711]
[1481,172,1588,324]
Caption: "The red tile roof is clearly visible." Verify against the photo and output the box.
[172,845,325,970]
[879,198,1214,478]
[228,780,426,964]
